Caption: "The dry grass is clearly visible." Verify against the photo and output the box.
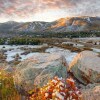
[0,71,21,100]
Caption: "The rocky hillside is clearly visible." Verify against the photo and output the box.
[49,16,100,32]
[0,21,22,33]
[0,16,100,33]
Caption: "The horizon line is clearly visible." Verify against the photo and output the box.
[0,16,99,23]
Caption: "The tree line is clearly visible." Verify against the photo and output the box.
[0,37,41,45]
[0,31,99,45]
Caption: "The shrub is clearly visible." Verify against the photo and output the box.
[83,47,93,51]
[28,77,82,100]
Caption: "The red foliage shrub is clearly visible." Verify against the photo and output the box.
[29,77,82,100]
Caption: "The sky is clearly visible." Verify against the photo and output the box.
[0,0,100,22]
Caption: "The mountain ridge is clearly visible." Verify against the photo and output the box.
[0,16,100,33]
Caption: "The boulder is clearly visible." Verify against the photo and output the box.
[13,53,68,93]
[45,47,77,65]
[69,51,100,84]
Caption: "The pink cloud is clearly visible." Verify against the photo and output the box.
[0,0,99,22]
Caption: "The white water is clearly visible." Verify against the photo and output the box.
[92,48,100,53]
[0,45,98,64]
[0,45,47,62]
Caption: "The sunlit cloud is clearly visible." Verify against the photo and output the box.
[0,0,100,22]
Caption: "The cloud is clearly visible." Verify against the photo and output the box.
[0,0,100,22]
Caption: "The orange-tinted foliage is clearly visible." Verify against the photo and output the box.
[29,77,82,100]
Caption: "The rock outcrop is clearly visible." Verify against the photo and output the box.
[69,51,100,84]
[13,53,68,93]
